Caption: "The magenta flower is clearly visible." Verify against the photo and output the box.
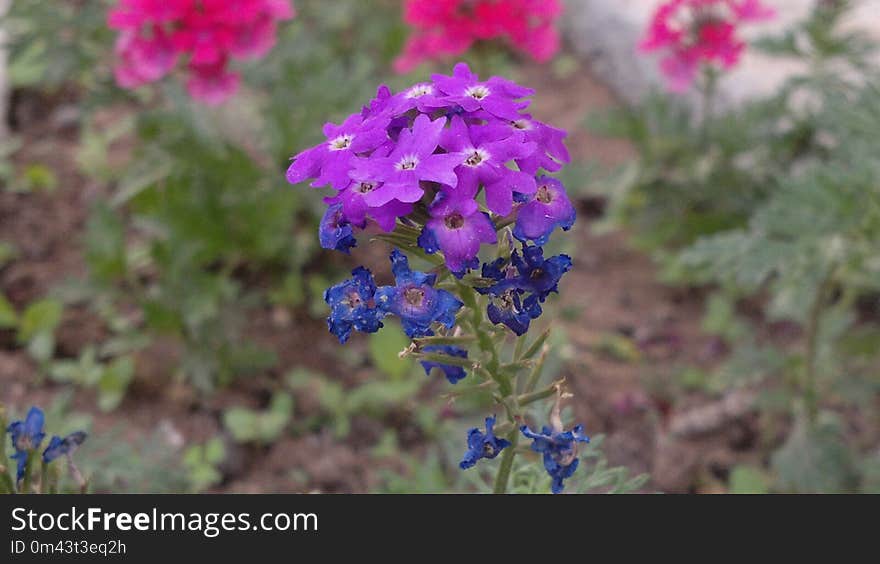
[418,190,498,276]
[639,0,775,93]
[107,0,295,105]
[353,114,461,207]
[113,28,178,88]
[394,0,563,73]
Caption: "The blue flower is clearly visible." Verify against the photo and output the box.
[420,345,468,384]
[460,416,511,469]
[7,406,46,481]
[486,289,541,336]
[319,202,357,254]
[324,267,385,343]
[520,424,590,494]
[376,249,463,338]
[509,246,572,301]
[42,431,87,464]
[477,246,571,335]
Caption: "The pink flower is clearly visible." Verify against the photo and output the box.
[394,0,562,73]
[107,0,295,105]
[639,0,775,92]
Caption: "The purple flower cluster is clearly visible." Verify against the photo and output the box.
[287,62,575,276]
[290,63,586,494]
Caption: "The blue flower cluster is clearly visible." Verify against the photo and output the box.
[520,424,590,494]
[478,245,572,335]
[324,249,462,344]
[6,406,87,482]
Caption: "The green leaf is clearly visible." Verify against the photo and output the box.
[203,438,226,465]
[771,414,860,493]
[85,204,127,282]
[97,356,135,412]
[18,298,63,344]
[728,465,770,494]
[0,242,18,268]
[0,294,17,328]
[223,393,292,444]
[369,324,412,380]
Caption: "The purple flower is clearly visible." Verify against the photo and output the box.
[375,249,463,338]
[418,189,497,277]
[319,203,357,254]
[395,82,450,114]
[324,267,385,343]
[420,345,468,384]
[327,164,413,233]
[354,114,461,207]
[441,115,536,216]
[286,113,390,190]
[432,62,533,122]
[520,423,590,494]
[460,416,511,469]
[507,116,570,174]
[513,177,576,245]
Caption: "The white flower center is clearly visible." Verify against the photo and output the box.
[395,154,420,171]
[329,134,354,151]
[463,148,489,167]
[406,84,434,98]
[465,85,490,100]
[511,119,533,131]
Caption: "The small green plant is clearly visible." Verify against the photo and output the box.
[15,297,64,365]
[182,438,227,493]
[49,349,135,412]
[223,393,294,445]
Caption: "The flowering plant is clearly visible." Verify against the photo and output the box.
[639,0,775,92]
[2,406,88,494]
[287,62,589,493]
[394,0,562,73]
[107,0,295,104]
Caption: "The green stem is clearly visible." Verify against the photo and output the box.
[699,67,718,143]
[39,459,49,494]
[413,335,476,347]
[517,384,557,406]
[20,451,35,494]
[492,430,519,494]
[803,269,836,425]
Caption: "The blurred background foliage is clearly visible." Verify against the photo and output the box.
[0,0,877,493]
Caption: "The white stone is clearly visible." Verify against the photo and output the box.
[562,0,880,109]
